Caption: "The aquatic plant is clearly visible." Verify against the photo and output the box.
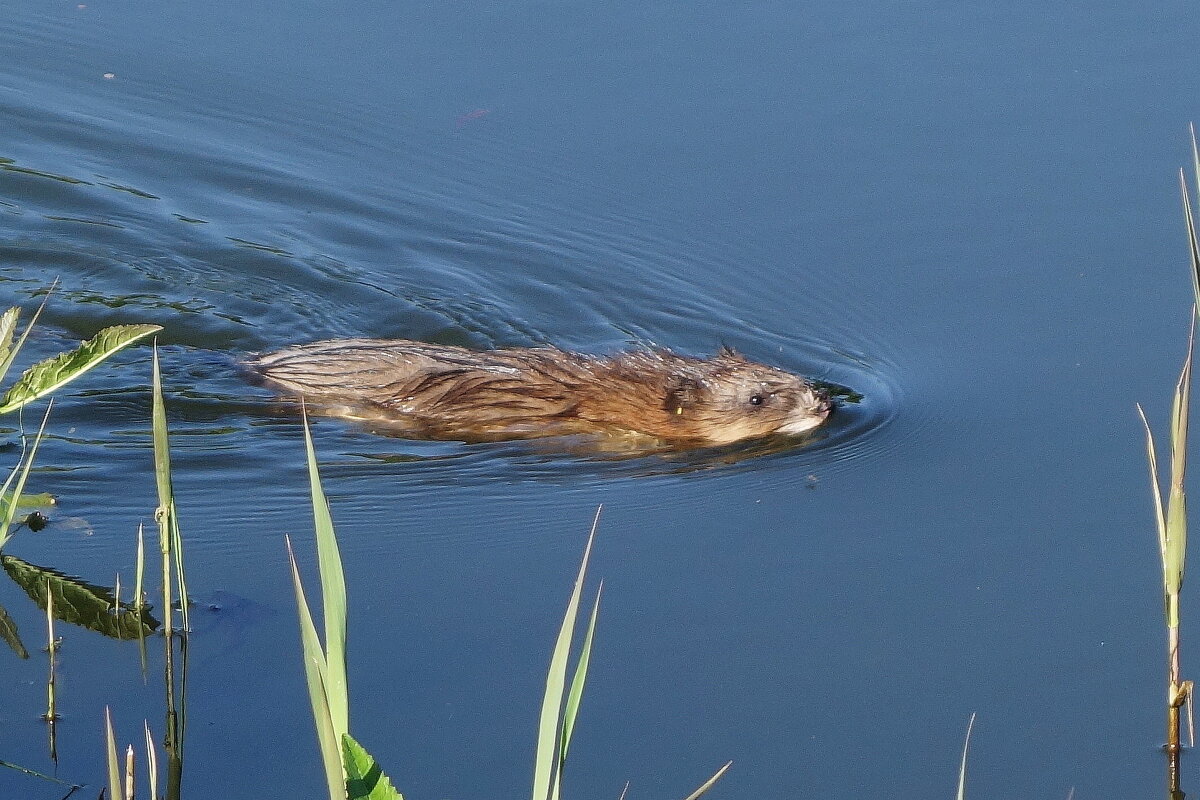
[1136,125,1200,796]
[532,509,602,800]
[956,714,975,800]
[0,296,160,551]
[288,429,732,800]
[287,409,352,800]
[152,344,190,634]
[0,404,50,552]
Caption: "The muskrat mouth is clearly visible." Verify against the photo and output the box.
[816,391,835,416]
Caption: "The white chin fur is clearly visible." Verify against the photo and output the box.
[777,414,826,435]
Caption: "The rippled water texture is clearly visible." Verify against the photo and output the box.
[0,3,1197,800]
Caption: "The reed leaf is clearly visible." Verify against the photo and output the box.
[287,535,344,800]
[1191,123,1200,311]
[0,307,20,383]
[105,707,122,800]
[145,721,158,800]
[552,583,602,800]
[0,286,51,388]
[1164,322,1194,614]
[135,523,145,612]
[303,410,349,742]
[0,323,160,414]
[680,760,733,800]
[1185,170,1200,316]
[343,733,404,800]
[532,507,600,800]
[0,602,27,659]
[0,402,52,551]
[956,714,976,800]
[151,346,172,525]
[151,345,190,632]
[1138,405,1169,570]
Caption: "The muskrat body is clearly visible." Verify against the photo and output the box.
[251,338,832,446]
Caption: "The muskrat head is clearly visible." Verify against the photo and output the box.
[660,349,833,445]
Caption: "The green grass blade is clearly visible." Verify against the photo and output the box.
[171,502,190,632]
[0,323,161,414]
[343,733,404,800]
[680,760,733,800]
[1184,165,1200,315]
[0,758,74,785]
[956,713,976,800]
[302,410,349,741]
[105,707,122,800]
[135,523,145,612]
[287,535,343,800]
[151,345,173,523]
[0,307,20,383]
[0,402,51,551]
[532,507,601,800]
[151,346,190,631]
[1191,124,1200,310]
[151,345,176,636]
[0,284,54,387]
[0,602,27,659]
[1137,405,1169,568]
[145,721,158,800]
[1165,324,1194,610]
[552,583,603,800]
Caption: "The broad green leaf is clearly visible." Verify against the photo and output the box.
[532,507,600,800]
[287,536,343,800]
[0,323,161,414]
[11,492,55,510]
[304,410,349,740]
[343,733,404,800]
[1,555,159,639]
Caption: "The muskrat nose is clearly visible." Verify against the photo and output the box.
[815,388,834,415]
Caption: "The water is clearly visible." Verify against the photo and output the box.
[0,2,1195,797]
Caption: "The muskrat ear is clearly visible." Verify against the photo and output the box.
[716,345,744,361]
[664,375,702,414]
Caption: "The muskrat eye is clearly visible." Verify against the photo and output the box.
[749,393,765,406]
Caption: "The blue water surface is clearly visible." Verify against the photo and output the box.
[0,2,1196,798]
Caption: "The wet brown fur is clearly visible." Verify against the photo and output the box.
[251,338,832,445]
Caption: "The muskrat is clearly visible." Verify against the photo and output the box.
[250,338,833,446]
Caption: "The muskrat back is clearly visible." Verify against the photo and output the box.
[251,338,832,445]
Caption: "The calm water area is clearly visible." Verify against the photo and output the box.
[1,2,1198,798]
